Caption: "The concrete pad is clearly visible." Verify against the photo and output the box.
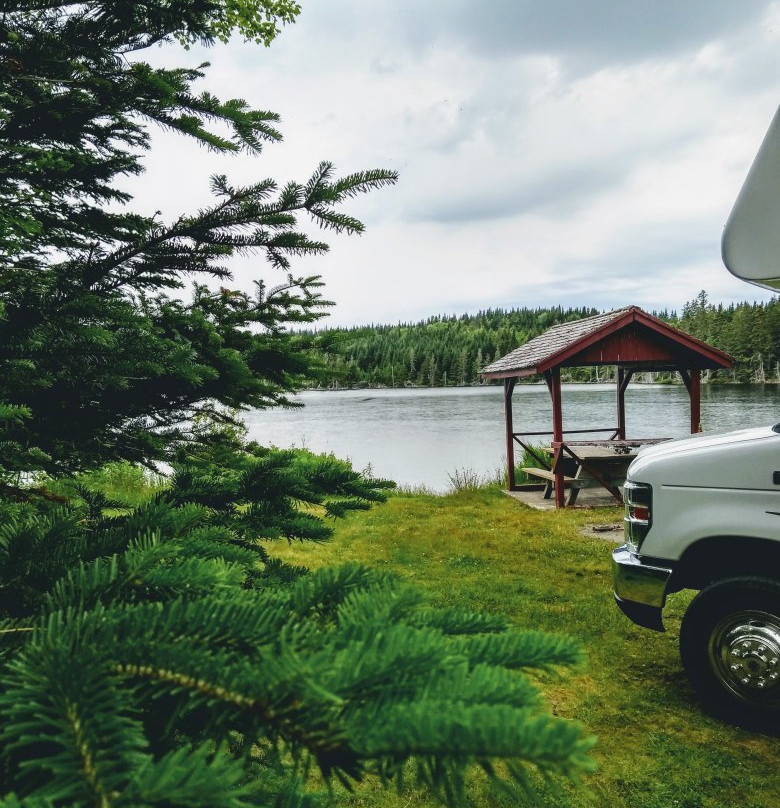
[502,487,621,510]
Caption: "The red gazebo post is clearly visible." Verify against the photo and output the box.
[691,368,701,432]
[545,367,565,508]
[683,368,702,432]
[504,378,517,489]
[616,368,626,440]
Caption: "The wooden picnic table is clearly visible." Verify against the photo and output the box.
[521,439,669,506]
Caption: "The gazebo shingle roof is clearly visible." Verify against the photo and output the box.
[482,308,632,376]
[481,305,732,378]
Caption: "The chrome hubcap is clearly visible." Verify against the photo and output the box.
[712,610,780,700]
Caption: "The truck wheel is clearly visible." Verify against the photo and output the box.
[679,577,780,733]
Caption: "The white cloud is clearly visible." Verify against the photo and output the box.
[124,0,780,326]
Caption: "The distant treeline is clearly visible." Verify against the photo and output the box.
[305,292,780,388]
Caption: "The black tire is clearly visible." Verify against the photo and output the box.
[679,576,780,734]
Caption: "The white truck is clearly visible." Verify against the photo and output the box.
[612,109,780,732]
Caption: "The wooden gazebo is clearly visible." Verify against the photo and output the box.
[481,307,733,507]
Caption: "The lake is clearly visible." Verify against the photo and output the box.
[243,384,780,492]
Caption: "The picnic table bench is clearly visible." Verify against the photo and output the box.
[520,466,582,500]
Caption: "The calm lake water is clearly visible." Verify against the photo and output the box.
[243,384,780,492]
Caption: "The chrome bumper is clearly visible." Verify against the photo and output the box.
[611,544,674,632]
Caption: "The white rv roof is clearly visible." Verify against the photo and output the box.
[722,106,780,291]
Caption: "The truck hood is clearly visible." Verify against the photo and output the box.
[629,424,780,490]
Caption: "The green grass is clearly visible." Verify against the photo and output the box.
[46,461,168,508]
[271,486,780,808]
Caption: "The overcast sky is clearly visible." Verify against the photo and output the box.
[131,0,780,327]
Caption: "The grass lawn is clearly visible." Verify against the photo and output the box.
[272,487,779,808]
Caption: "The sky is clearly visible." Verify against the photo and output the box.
[129,0,780,327]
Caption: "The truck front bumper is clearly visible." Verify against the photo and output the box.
[611,545,674,632]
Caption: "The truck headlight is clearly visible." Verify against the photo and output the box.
[623,481,652,551]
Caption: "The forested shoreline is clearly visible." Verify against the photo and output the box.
[306,293,780,388]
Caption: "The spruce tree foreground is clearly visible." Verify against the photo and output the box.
[0,3,595,806]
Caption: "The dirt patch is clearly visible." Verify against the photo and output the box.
[581,522,623,541]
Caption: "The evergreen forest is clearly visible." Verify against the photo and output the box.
[307,293,780,388]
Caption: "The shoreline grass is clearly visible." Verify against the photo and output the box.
[271,487,779,808]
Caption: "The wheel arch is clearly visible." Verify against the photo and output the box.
[671,535,780,592]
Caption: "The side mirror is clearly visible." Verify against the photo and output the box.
[722,106,780,291]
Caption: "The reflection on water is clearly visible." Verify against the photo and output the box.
[243,384,780,493]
